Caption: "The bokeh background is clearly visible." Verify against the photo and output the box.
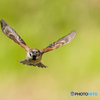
[0,0,100,100]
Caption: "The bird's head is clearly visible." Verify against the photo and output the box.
[28,49,41,60]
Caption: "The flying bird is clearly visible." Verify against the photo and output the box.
[0,20,76,68]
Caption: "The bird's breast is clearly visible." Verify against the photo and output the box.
[26,52,42,65]
[29,56,42,65]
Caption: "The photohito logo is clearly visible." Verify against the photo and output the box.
[70,91,98,96]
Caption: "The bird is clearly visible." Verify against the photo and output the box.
[0,20,76,68]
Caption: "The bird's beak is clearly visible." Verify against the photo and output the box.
[33,52,36,56]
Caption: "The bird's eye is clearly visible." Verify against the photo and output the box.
[30,52,32,56]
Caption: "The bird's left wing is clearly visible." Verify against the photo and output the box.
[0,20,30,52]
[40,30,76,54]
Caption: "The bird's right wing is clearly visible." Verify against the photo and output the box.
[0,20,30,52]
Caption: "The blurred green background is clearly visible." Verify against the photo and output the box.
[0,0,100,100]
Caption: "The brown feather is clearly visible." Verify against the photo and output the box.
[36,62,47,68]
[0,20,30,52]
[19,60,47,68]
[41,30,76,54]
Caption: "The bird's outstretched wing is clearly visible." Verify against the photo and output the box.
[0,20,30,52]
[40,30,76,54]
[19,60,47,68]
